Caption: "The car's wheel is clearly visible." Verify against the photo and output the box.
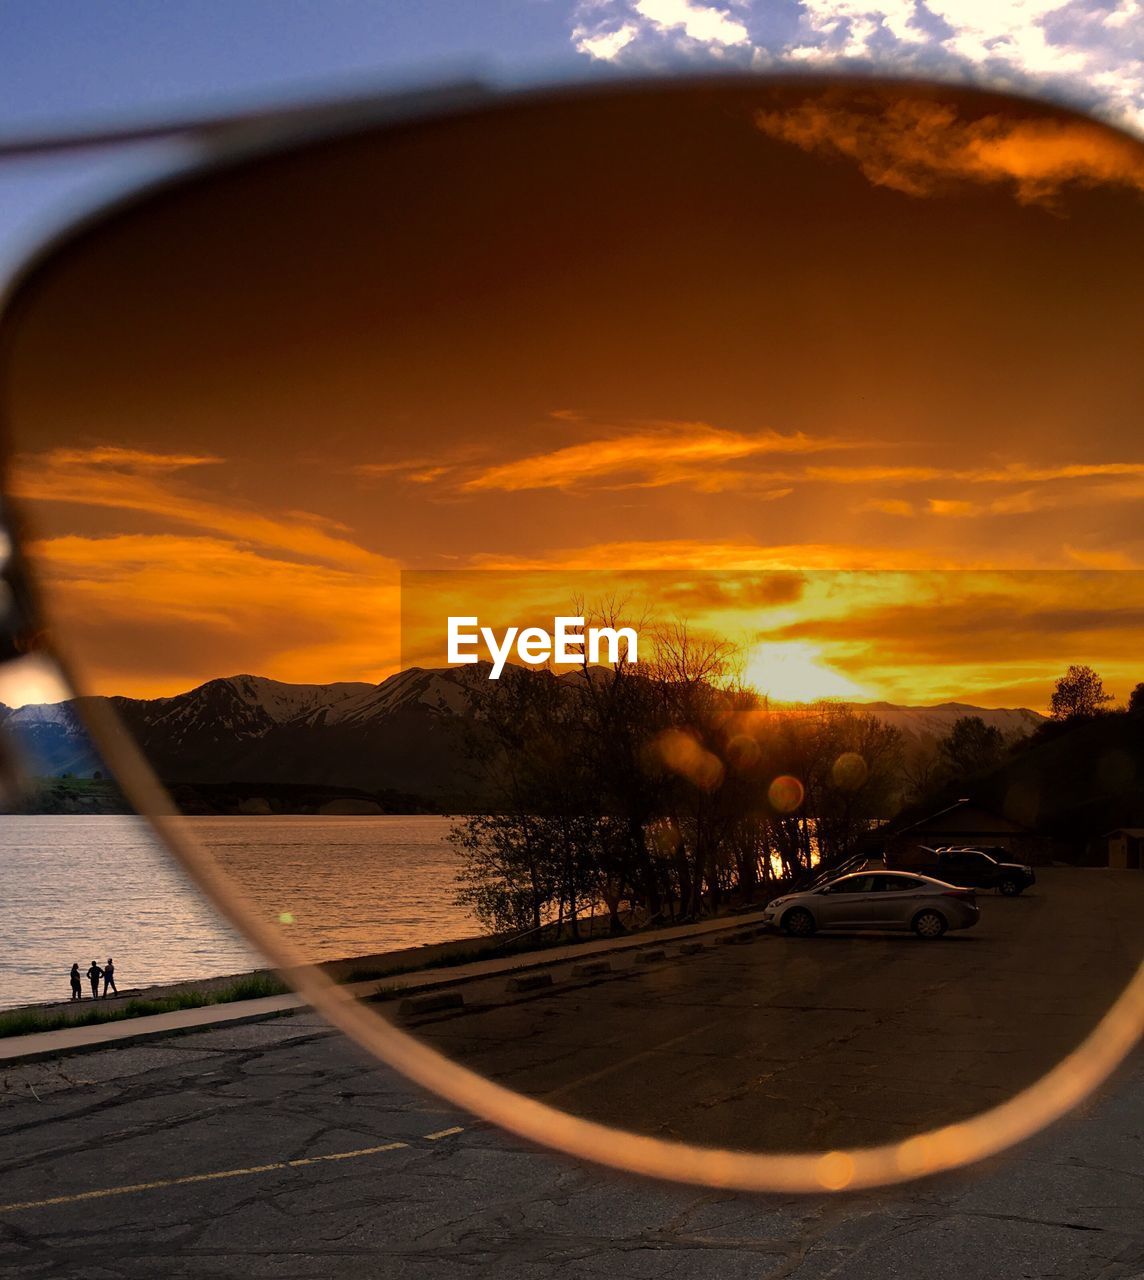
[782,907,816,937]
[912,909,947,939]
[998,878,1022,896]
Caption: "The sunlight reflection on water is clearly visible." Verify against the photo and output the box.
[1,814,473,1008]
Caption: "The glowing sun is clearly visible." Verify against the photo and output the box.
[744,641,869,704]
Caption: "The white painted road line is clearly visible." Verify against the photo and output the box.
[0,1129,469,1215]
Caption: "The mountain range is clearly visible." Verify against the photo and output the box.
[0,669,1045,812]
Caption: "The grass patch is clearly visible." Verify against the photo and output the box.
[0,974,289,1040]
[342,944,496,986]
[342,909,749,990]
[341,902,763,989]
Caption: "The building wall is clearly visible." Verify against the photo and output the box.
[1109,834,1142,870]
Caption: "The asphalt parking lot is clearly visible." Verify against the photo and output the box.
[397,869,1144,1151]
[0,1012,1142,1278]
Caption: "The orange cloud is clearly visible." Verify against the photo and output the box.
[768,571,1144,706]
[969,462,1144,483]
[809,461,1144,487]
[360,428,1144,507]
[458,422,857,493]
[404,565,1144,711]
[35,447,221,472]
[1064,545,1141,570]
[855,498,915,517]
[927,498,978,517]
[462,534,1139,577]
[467,538,982,572]
[11,446,401,696]
[29,533,400,696]
[925,478,1144,519]
[811,459,1144,522]
[808,465,942,485]
[755,96,1144,205]
[11,446,386,570]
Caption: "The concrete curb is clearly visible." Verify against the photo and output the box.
[351,909,770,1002]
[0,994,305,1064]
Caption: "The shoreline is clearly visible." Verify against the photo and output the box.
[1,925,557,1020]
[0,928,574,1030]
[0,900,766,1036]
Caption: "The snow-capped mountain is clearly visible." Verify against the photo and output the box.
[118,674,376,744]
[1,669,1044,804]
[303,666,489,729]
[1,668,498,799]
[1,699,105,778]
[854,701,1044,743]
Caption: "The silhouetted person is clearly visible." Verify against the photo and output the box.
[102,958,118,998]
[86,960,103,999]
[70,963,82,1000]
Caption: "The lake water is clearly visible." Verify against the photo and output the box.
[0,814,478,1009]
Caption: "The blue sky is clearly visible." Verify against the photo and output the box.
[1,0,1139,131]
[0,1,580,130]
[0,0,1140,279]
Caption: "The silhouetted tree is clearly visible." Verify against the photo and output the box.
[938,716,1005,780]
[899,749,940,804]
[451,620,904,933]
[1127,683,1144,718]
[1049,665,1114,721]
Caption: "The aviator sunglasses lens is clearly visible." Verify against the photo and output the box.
[2,79,1143,1187]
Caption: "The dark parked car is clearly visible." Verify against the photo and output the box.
[934,847,1035,896]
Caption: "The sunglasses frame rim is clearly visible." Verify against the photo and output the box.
[1,68,1142,1193]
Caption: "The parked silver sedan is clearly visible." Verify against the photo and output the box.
[762,871,979,939]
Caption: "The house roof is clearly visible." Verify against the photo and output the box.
[889,798,1032,838]
[1105,828,1144,839]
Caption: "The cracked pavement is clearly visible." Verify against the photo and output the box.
[0,1003,1142,1273]
[394,869,1143,1151]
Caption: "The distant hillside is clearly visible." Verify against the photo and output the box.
[1,668,1044,814]
[1,700,101,779]
[855,701,1043,744]
[2,669,492,810]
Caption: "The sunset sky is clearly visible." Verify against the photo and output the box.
[4,82,1142,710]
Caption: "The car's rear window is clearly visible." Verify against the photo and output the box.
[875,875,924,891]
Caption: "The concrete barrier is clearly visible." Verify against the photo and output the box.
[571,961,612,977]
[678,941,705,956]
[506,973,554,994]
[397,991,465,1017]
[634,949,667,964]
